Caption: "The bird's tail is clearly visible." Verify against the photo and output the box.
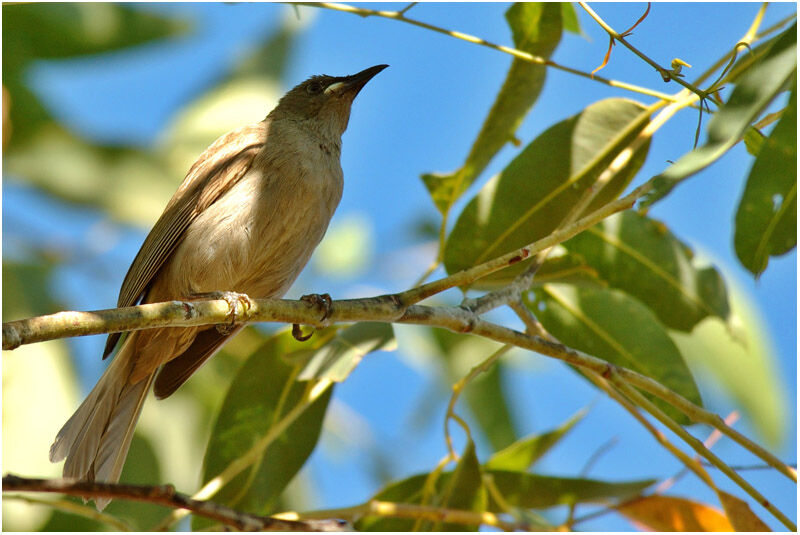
[49,333,152,510]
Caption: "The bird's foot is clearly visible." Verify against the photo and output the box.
[188,291,254,335]
[292,293,333,342]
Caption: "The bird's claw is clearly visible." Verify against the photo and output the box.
[292,293,333,342]
[188,291,254,335]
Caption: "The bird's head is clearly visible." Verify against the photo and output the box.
[270,64,388,139]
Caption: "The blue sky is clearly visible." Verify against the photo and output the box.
[3,2,796,530]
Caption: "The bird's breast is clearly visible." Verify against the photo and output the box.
[157,140,344,301]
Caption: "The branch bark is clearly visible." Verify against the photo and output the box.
[2,474,348,532]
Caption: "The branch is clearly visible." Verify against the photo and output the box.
[294,2,678,102]
[1,474,349,532]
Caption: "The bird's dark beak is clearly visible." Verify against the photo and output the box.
[326,64,389,96]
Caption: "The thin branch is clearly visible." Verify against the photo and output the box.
[294,2,679,102]
[579,2,711,100]
[609,382,796,531]
[2,474,348,532]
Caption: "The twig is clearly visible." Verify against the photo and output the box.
[295,2,678,102]
[609,382,796,531]
[579,2,711,100]
[2,474,348,532]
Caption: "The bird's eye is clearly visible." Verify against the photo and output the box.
[306,81,323,95]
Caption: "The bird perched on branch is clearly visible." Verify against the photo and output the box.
[49,64,388,509]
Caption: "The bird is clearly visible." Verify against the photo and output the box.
[49,64,388,509]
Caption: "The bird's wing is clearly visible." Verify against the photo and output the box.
[103,122,268,358]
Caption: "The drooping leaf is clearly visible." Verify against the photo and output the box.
[297,322,396,382]
[194,330,335,529]
[564,210,730,331]
[421,2,563,214]
[734,83,796,276]
[431,328,518,451]
[485,408,586,471]
[641,24,796,208]
[717,490,771,531]
[618,495,734,531]
[445,98,652,288]
[530,283,702,423]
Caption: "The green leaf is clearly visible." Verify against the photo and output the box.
[434,440,487,531]
[358,441,486,531]
[421,2,563,214]
[670,284,787,447]
[486,470,655,510]
[296,322,395,381]
[641,24,796,208]
[445,98,652,288]
[734,84,797,276]
[194,331,334,529]
[561,3,583,35]
[530,283,702,423]
[431,328,518,450]
[359,469,654,527]
[743,126,766,156]
[485,408,586,471]
[564,211,730,331]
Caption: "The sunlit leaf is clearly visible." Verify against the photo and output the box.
[484,408,585,471]
[561,3,583,35]
[421,3,563,214]
[717,490,771,531]
[445,98,651,288]
[194,330,335,529]
[734,83,796,276]
[618,495,733,531]
[530,283,702,423]
[641,24,796,207]
[564,211,730,331]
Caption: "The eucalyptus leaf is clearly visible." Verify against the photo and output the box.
[421,2,563,213]
[530,283,702,423]
[358,467,654,528]
[485,408,586,471]
[734,83,796,276]
[445,98,651,288]
[564,210,730,331]
[194,331,334,529]
[641,24,796,207]
[358,441,485,531]
[486,470,655,510]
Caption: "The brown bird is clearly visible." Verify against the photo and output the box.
[49,64,387,508]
